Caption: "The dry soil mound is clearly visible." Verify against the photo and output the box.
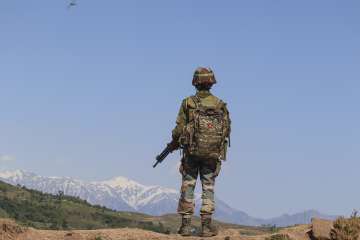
[0,218,314,240]
[0,219,27,240]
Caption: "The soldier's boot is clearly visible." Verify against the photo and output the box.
[178,215,192,236]
[200,214,218,237]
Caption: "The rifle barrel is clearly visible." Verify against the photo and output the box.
[153,161,160,168]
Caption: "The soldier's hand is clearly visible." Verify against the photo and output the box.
[169,140,180,152]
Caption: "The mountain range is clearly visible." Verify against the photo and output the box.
[0,170,336,226]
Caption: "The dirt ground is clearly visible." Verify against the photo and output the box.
[0,218,312,240]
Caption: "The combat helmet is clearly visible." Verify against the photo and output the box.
[192,67,217,88]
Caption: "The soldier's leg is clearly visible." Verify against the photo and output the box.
[199,159,221,237]
[177,156,199,216]
[177,156,199,236]
[199,159,220,215]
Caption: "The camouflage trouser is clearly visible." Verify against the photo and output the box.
[177,155,221,216]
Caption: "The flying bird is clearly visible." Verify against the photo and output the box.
[67,0,77,9]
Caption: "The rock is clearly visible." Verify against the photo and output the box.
[311,218,333,240]
[64,232,84,240]
[266,233,293,240]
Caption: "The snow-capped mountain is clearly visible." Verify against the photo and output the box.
[0,170,179,214]
[0,170,336,226]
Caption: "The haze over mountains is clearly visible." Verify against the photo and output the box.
[0,170,335,226]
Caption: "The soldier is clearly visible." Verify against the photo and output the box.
[172,67,231,237]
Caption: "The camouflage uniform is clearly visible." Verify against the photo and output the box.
[172,90,230,216]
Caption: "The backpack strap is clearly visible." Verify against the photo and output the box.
[215,99,223,110]
[190,95,202,109]
[184,96,200,121]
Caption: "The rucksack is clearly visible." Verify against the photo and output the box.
[180,95,229,160]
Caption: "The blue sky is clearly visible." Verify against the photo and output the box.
[0,0,359,218]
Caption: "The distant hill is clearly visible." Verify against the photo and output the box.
[260,210,337,227]
[0,179,275,235]
[0,179,173,233]
[0,170,256,225]
[0,170,337,226]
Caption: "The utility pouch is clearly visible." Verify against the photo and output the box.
[214,160,222,177]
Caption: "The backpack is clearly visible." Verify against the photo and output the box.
[180,95,229,160]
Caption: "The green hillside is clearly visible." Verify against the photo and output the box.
[0,180,170,233]
[0,180,275,235]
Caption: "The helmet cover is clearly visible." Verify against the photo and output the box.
[192,67,217,87]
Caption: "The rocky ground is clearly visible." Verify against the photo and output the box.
[0,218,329,240]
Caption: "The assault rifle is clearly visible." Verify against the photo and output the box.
[153,140,180,168]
